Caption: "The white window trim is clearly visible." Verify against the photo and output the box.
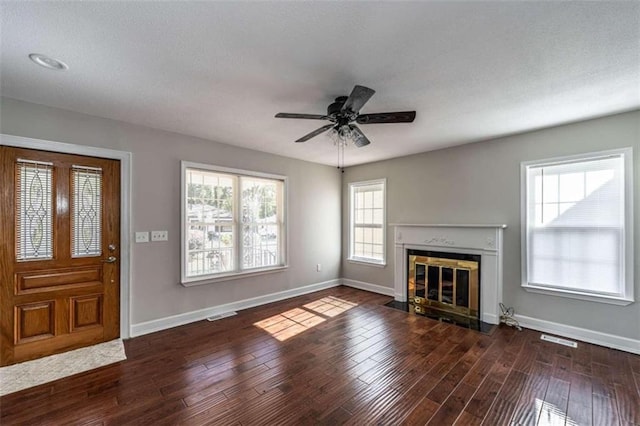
[180,161,288,286]
[347,258,387,268]
[520,147,634,305]
[348,178,387,266]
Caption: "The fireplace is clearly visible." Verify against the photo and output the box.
[408,249,481,320]
[393,224,506,325]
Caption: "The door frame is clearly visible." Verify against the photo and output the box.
[1,133,132,339]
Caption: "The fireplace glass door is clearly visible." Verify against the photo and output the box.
[408,250,480,320]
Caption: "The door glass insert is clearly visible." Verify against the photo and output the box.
[16,160,54,261]
[72,166,102,257]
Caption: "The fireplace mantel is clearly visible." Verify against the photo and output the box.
[393,224,507,324]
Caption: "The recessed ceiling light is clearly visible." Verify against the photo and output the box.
[28,53,68,71]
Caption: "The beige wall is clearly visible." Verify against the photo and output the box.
[1,97,342,325]
[342,110,640,339]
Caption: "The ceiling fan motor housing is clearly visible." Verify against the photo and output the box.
[327,96,349,116]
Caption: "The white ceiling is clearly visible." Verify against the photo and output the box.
[1,1,639,167]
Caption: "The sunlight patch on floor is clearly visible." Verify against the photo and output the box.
[304,296,358,317]
[254,296,358,341]
[536,397,571,426]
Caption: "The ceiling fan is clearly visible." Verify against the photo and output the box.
[275,85,416,147]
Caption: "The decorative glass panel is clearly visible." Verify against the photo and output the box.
[16,160,53,261]
[72,166,102,257]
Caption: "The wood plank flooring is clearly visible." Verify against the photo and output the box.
[1,286,639,425]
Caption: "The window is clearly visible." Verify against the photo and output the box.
[521,149,633,305]
[348,179,386,265]
[181,162,287,284]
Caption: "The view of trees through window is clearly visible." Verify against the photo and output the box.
[241,177,279,269]
[185,168,282,278]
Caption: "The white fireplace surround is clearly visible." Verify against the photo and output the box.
[393,224,507,325]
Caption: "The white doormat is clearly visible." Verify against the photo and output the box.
[0,339,126,396]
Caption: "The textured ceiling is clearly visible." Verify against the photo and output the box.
[1,1,639,167]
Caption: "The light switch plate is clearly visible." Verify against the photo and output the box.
[135,231,149,243]
[151,230,168,241]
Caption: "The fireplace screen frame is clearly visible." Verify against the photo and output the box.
[407,249,481,320]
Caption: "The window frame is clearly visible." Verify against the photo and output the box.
[181,161,288,286]
[348,178,387,267]
[520,148,634,305]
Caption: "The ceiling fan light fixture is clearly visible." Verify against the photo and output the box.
[329,125,354,146]
[29,53,68,71]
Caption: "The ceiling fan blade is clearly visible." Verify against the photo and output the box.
[350,125,371,147]
[341,85,376,113]
[356,111,416,124]
[276,113,328,120]
[295,124,335,143]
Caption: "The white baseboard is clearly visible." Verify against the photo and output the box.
[482,313,499,325]
[130,279,341,337]
[341,278,395,296]
[514,314,640,355]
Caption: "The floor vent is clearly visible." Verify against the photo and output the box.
[207,311,237,322]
[540,334,578,348]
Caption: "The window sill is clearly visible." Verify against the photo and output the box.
[181,265,288,287]
[522,283,634,306]
[347,258,386,268]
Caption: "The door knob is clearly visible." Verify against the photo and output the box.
[102,256,117,263]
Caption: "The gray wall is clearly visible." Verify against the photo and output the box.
[342,110,640,340]
[3,96,638,340]
[0,97,342,325]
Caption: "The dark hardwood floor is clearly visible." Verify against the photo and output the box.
[1,286,639,425]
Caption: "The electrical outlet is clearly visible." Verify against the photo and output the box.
[135,231,149,243]
[151,230,168,241]
[316,263,322,272]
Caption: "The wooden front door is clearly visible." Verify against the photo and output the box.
[0,146,120,366]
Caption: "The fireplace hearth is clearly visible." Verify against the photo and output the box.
[383,299,495,333]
